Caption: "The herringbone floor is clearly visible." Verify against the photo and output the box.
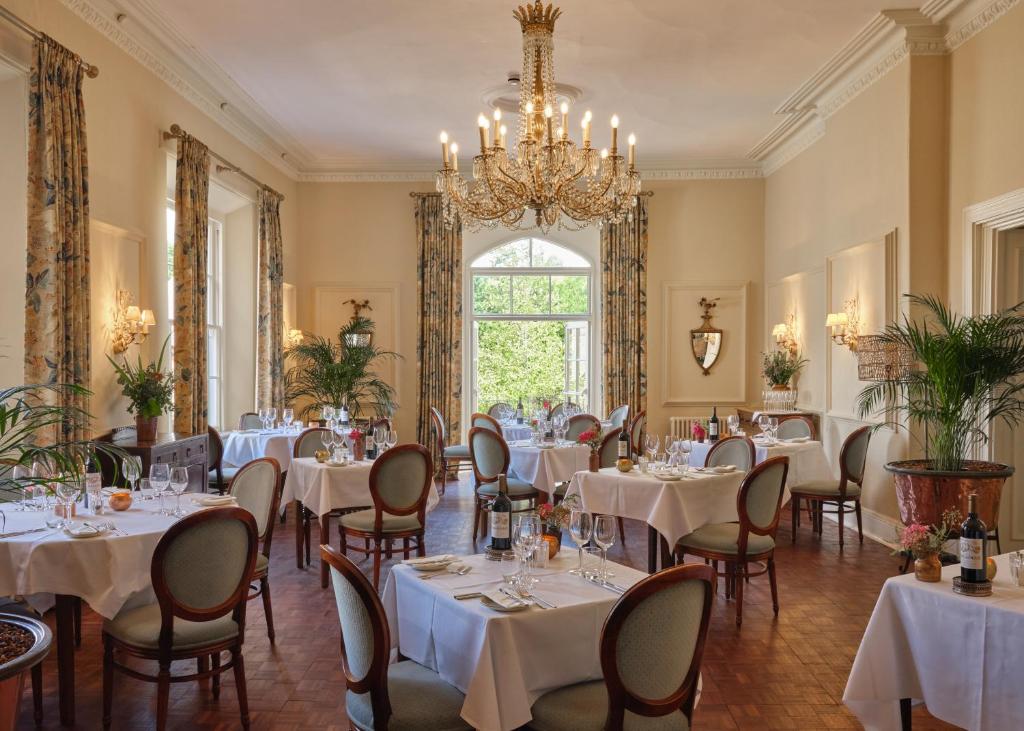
[17,475,958,730]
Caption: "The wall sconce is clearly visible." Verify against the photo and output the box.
[111,289,155,354]
[771,315,799,357]
[286,328,304,348]
[826,299,860,351]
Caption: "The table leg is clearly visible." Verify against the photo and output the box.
[647,525,657,573]
[900,698,912,731]
[295,500,304,570]
[55,594,76,726]
[320,513,330,589]
[660,535,673,571]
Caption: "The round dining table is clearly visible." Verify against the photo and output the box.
[221,428,301,470]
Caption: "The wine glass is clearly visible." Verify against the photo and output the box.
[386,430,399,451]
[123,456,142,494]
[756,413,770,436]
[593,514,617,580]
[258,407,268,430]
[727,414,740,436]
[665,438,679,467]
[321,428,335,455]
[267,407,277,430]
[283,408,294,430]
[31,459,52,508]
[169,466,189,517]
[322,405,334,423]
[149,463,170,515]
[13,465,32,511]
[513,515,542,587]
[768,417,780,444]
[645,434,660,462]
[663,435,674,466]
[54,477,80,529]
[568,509,593,576]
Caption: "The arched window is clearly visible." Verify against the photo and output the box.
[470,237,593,414]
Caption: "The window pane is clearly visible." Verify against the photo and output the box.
[166,206,175,320]
[531,239,588,267]
[207,328,219,379]
[475,320,567,408]
[551,275,589,314]
[473,275,511,314]
[472,239,530,267]
[207,377,219,429]
[512,275,549,314]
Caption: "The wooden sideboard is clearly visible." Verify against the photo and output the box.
[98,428,209,493]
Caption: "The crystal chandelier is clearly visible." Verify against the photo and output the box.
[435,2,641,232]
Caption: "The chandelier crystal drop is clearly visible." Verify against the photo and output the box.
[434,2,641,233]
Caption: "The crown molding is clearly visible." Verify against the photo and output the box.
[297,164,765,184]
[943,0,1020,49]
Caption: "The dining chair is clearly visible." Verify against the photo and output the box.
[229,458,281,642]
[528,563,714,731]
[565,413,601,442]
[208,426,239,495]
[320,545,471,730]
[369,416,392,435]
[547,402,564,421]
[102,507,258,730]
[606,404,630,429]
[337,444,433,589]
[789,425,871,550]
[705,435,756,471]
[777,415,814,440]
[470,411,504,437]
[675,456,789,627]
[626,410,646,455]
[597,428,628,543]
[430,407,471,492]
[468,427,540,540]
[238,412,262,431]
[487,402,512,418]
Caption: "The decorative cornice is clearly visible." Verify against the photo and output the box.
[760,118,826,177]
[299,165,766,184]
[816,42,909,119]
[638,166,763,181]
[944,0,1020,49]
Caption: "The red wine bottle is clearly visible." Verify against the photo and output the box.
[959,494,987,583]
[708,406,720,442]
[490,474,512,551]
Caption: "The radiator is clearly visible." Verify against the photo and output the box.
[668,417,701,440]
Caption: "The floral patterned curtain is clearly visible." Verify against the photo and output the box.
[172,134,210,435]
[256,188,285,411]
[601,194,649,419]
[414,194,463,458]
[25,35,91,442]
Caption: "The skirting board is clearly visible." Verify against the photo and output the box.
[816,504,900,549]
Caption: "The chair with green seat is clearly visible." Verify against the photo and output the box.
[627,410,646,455]
[321,545,471,730]
[789,425,871,550]
[674,456,789,627]
[208,426,239,495]
[430,407,470,491]
[705,435,756,471]
[338,444,433,589]
[470,411,504,437]
[102,507,258,730]
[565,413,601,442]
[777,415,814,440]
[529,563,714,731]
[229,457,281,642]
[293,427,355,567]
[487,402,512,418]
[606,404,630,429]
[238,412,263,430]
[469,427,540,540]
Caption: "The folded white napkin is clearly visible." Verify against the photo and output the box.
[709,465,737,473]
[194,495,238,507]
[403,554,456,566]
[483,589,524,609]
[785,436,811,443]
[65,523,102,537]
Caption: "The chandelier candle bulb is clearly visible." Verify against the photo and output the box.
[628,133,636,167]
[478,114,490,151]
[560,101,568,132]
[499,124,507,147]
[610,114,619,152]
[525,101,534,136]
[440,131,449,166]
[450,142,458,171]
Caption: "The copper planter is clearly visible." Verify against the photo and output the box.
[885,459,1013,528]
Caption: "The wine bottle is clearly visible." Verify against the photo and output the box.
[709,406,720,442]
[85,453,102,509]
[515,397,524,425]
[960,494,987,583]
[340,403,350,428]
[490,474,512,551]
[618,427,630,460]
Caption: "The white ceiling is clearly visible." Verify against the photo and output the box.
[112,0,934,174]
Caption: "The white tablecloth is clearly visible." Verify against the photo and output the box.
[381,552,648,731]
[844,553,1024,730]
[499,423,533,442]
[566,467,750,547]
[221,429,300,470]
[0,499,203,618]
[683,438,834,486]
[282,457,440,516]
[509,444,591,497]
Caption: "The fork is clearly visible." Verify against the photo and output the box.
[420,565,471,580]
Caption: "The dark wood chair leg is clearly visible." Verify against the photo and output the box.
[472,497,482,540]
[31,662,42,726]
[791,497,798,543]
[73,598,82,648]
[260,576,275,642]
[838,501,845,550]
[855,500,864,543]
[402,537,410,558]
[232,649,251,729]
[372,540,382,590]
[900,697,912,731]
[102,636,113,729]
[617,517,626,545]
[417,532,426,557]
[385,539,394,560]
[294,501,304,570]
[156,660,171,731]
[211,652,221,699]
[303,509,312,566]
[768,557,780,615]
[197,655,209,691]
[735,561,745,627]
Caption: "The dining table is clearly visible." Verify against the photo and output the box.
[566,466,752,573]
[282,456,440,587]
[0,494,215,725]
[684,436,834,486]
[844,552,1024,730]
[220,428,301,471]
[508,442,591,500]
[381,552,648,731]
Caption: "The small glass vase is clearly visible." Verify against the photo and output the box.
[914,553,942,582]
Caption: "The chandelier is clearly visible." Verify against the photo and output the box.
[434,2,641,232]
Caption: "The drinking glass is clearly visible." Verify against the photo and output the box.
[677,440,692,475]
[757,413,770,435]
[568,509,593,576]
[123,456,142,494]
[169,466,189,517]
[386,430,399,451]
[768,417,780,444]
[593,514,617,580]
[663,435,675,465]
[149,463,170,515]
[501,552,520,585]
[374,426,388,452]
[13,465,32,511]
[727,415,740,436]
[267,408,278,429]
[283,408,294,429]
[54,478,80,529]
[31,459,52,508]
[322,405,334,422]
[258,407,268,429]
[321,428,335,454]
[645,434,659,462]
[666,439,679,467]
[513,515,542,586]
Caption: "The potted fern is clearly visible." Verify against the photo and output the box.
[857,294,1024,534]
[107,336,174,443]
[285,316,399,422]
[761,350,808,390]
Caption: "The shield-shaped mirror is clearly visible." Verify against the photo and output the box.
[690,297,722,376]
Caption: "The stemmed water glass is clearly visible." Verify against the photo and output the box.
[386,430,399,451]
[258,407,268,429]
[123,456,142,495]
[150,463,170,515]
[768,417,780,444]
[283,408,294,431]
[666,438,680,467]
[374,425,388,453]
[13,465,32,511]
[727,415,740,436]
[54,477,81,529]
[756,413,770,437]
[593,514,617,580]
[513,514,542,587]
[267,407,278,430]
[676,440,692,475]
[31,459,52,508]
[169,466,189,517]
[322,405,335,424]
[645,434,660,463]
[568,509,593,576]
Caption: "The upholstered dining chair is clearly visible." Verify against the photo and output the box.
[705,435,756,472]
[470,412,503,437]
[337,444,433,589]
[528,563,715,731]
[208,427,239,495]
[627,410,646,454]
[777,415,814,441]
[238,412,263,431]
[547,402,564,421]
[675,456,789,627]
[102,508,258,730]
[487,402,512,418]
[789,425,871,550]
[469,427,540,540]
[321,545,471,730]
[430,406,471,492]
[229,458,281,642]
[606,404,630,429]
[565,413,601,442]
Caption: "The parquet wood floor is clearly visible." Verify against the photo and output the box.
[16,476,960,730]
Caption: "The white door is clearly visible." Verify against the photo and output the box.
[995,228,1024,551]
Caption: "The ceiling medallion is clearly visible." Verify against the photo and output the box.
[434,2,641,233]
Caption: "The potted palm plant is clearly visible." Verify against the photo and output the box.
[107,336,174,442]
[857,294,1024,533]
[285,316,399,422]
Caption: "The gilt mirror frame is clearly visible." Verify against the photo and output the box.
[690,297,722,376]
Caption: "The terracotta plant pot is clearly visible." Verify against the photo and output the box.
[135,415,158,443]
[0,613,52,731]
[352,437,365,462]
[770,384,792,391]
[885,459,1013,530]
[914,554,942,582]
[541,529,561,559]
[589,450,600,472]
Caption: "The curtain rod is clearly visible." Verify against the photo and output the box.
[163,124,284,200]
[0,5,98,77]
[411,190,654,198]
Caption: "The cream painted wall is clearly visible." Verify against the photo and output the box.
[0,69,26,388]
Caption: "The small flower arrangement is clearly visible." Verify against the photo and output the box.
[895,508,961,558]
[691,422,706,442]
[542,399,551,411]
[348,428,363,441]
[107,335,174,418]
[537,494,580,533]
[577,429,601,451]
